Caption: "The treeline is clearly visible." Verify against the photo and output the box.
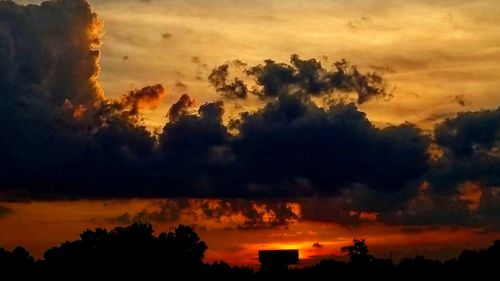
[0,223,499,280]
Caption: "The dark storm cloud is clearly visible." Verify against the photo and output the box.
[148,92,430,198]
[0,0,161,197]
[160,101,230,164]
[382,185,500,233]
[296,156,500,231]
[423,107,500,200]
[297,184,500,232]
[2,0,499,234]
[435,107,499,157]
[0,0,430,200]
[396,107,500,231]
[0,0,102,106]
[210,55,389,103]
[230,96,430,195]
[289,108,499,230]
[208,64,249,99]
[0,0,103,192]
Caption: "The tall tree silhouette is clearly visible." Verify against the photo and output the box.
[341,239,374,265]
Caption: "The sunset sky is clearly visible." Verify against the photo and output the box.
[1,0,499,265]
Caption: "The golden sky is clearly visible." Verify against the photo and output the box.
[93,0,500,130]
[18,0,500,130]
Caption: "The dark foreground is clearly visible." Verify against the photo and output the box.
[1,223,498,280]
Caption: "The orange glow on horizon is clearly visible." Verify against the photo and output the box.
[0,199,498,266]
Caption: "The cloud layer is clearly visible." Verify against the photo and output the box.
[0,0,499,233]
[0,0,430,199]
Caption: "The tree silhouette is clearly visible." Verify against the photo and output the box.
[341,238,374,265]
[0,247,36,278]
[1,224,499,280]
[43,223,206,278]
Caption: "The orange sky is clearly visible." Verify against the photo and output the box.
[0,199,497,265]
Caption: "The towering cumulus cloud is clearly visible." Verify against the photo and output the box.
[0,0,162,196]
[0,0,103,192]
[0,0,102,105]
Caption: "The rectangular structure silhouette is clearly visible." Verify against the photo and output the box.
[258,250,299,266]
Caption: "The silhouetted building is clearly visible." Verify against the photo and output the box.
[259,249,299,273]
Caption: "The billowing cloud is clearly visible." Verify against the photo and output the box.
[119,84,166,118]
[243,55,389,104]
[208,64,249,99]
[108,199,300,230]
[0,0,160,196]
[167,94,195,121]
[229,96,430,195]
[209,55,390,103]
[0,0,429,199]
[426,107,500,195]
[0,0,103,192]
[0,0,102,105]
[435,107,499,156]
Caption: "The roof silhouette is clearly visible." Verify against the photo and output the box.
[259,250,299,265]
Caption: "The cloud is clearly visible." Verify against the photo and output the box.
[208,64,249,99]
[119,84,166,117]
[0,205,13,218]
[435,107,499,157]
[0,0,104,192]
[0,0,102,106]
[111,199,189,224]
[0,0,160,196]
[312,242,324,248]
[159,100,230,168]
[230,96,430,195]
[240,55,390,104]
[0,0,498,237]
[393,107,500,231]
[209,55,390,103]
[424,107,500,203]
[296,176,500,232]
[174,81,188,92]
[234,201,299,230]
[108,199,300,230]
[454,95,466,106]
[167,94,195,121]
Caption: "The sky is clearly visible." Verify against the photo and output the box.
[0,0,499,265]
